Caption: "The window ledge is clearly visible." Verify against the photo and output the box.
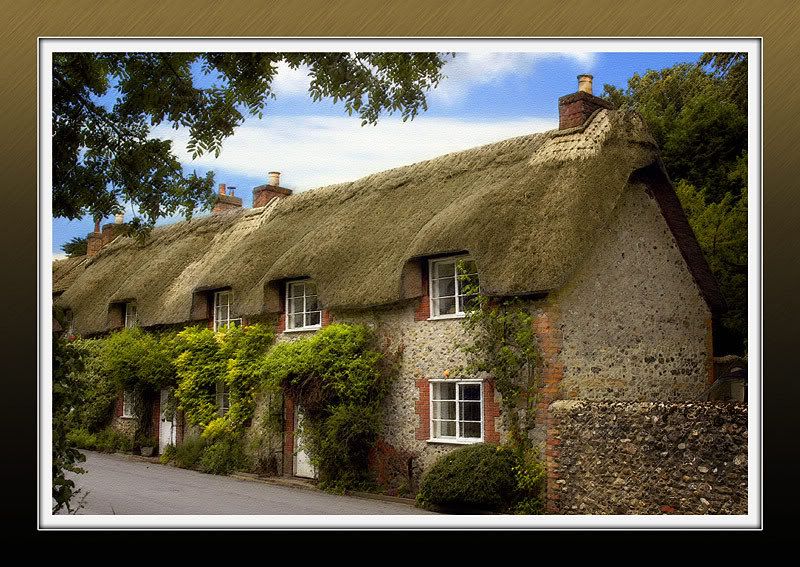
[283,326,321,334]
[427,314,466,321]
[426,438,484,445]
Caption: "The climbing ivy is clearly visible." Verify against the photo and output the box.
[455,260,546,512]
[173,324,276,434]
[260,323,395,491]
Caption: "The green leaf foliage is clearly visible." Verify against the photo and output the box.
[53,52,449,230]
[100,327,177,391]
[52,333,88,513]
[173,324,276,432]
[61,236,88,257]
[260,323,392,491]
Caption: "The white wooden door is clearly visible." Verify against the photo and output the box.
[293,406,317,479]
[159,388,176,454]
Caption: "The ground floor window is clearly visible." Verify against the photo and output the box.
[122,390,135,418]
[216,382,230,416]
[429,379,483,442]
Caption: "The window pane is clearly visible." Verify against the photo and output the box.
[433,400,456,420]
[288,297,302,316]
[293,312,305,328]
[288,283,302,299]
[306,295,319,312]
[460,401,482,422]
[434,420,456,437]
[460,383,481,401]
[307,311,321,327]
[433,382,456,400]
[461,421,481,438]
[436,296,456,316]
[434,261,455,279]
[436,277,456,298]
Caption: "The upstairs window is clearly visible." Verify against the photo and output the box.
[216,382,230,416]
[286,280,321,331]
[429,256,479,319]
[213,290,241,332]
[124,302,138,328]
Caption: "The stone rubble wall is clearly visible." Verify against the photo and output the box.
[546,400,748,514]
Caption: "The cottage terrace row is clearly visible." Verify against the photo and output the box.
[52,77,724,481]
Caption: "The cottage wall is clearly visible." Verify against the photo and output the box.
[552,182,713,402]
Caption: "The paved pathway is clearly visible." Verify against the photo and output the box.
[65,451,434,515]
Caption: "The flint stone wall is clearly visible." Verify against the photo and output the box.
[547,400,747,514]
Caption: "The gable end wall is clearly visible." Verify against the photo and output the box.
[553,181,713,401]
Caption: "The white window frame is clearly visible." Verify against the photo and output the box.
[213,290,241,332]
[216,381,230,416]
[124,302,137,328]
[285,280,322,332]
[121,390,135,419]
[428,255,479,320]
[428,379,484,444]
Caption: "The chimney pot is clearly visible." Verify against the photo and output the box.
[577,74,593,95]
[268,171,281,187]
[228,187,236,197]
[114,213,124,225]
[219,183,227,196]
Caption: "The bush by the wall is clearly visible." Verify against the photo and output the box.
[417,443,523,513]
[172,436,208,470]
[93,426,134,453]
[67,427,98,451]
[198,437,248,475]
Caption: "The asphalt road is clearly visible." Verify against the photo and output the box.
[65,451,434,515]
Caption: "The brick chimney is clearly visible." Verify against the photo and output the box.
[558,74,614,130]
[212,183,243,213]
[86,219,103,257]
[253,171,292,208]
[101,212,125,247]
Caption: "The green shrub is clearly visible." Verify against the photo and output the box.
[418,443,522,513]
[173,436,208,470]
[160,443,176,464]
[313,403,382,491]
[67,428,97,450]
[94,426,134,453]
[198,437,247,475]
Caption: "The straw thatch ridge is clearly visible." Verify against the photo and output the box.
[56,109,673,335]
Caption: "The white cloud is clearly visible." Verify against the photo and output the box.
[152,114,557,191]
[52,252,68,261]
[431,52,598,106]
[270,61,312,96]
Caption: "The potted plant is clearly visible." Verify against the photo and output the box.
[136,434,158,457]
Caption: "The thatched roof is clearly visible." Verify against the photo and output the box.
[52,255,89,294]
[54,108,719,335]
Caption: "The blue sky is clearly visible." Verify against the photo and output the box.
[51,51,702,256]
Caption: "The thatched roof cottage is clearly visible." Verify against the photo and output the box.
[53,76,723,482]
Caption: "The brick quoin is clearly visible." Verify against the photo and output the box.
[114,392,124,418]
[414,376,430,440]
[483,381,501,444]
[533,306,564,429]
[282,395,296,476]
[321,309,332,327]
[414,263,431,321]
